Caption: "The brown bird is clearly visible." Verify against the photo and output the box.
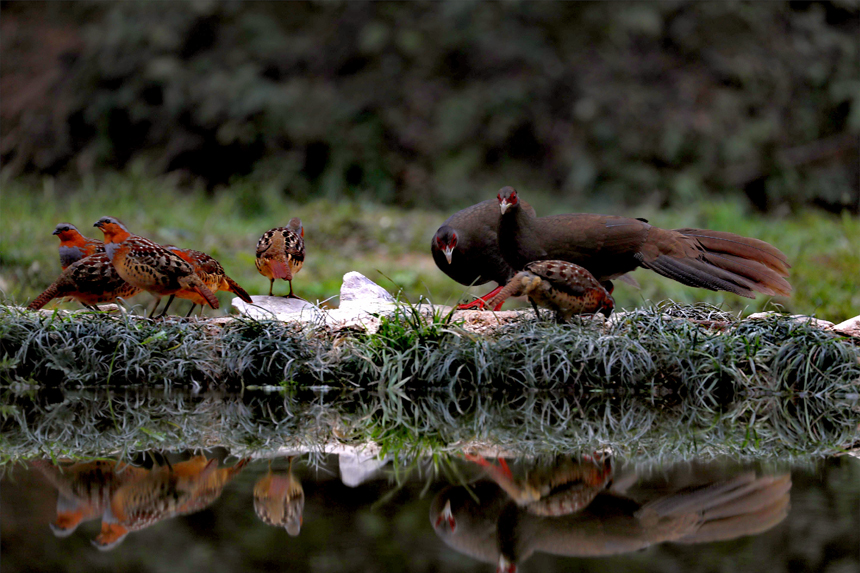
[53,223,105,269]
[166,245,253,316]
[255,217,305,297]
[485,260,615,320]
[93,217,219,317]
[253,458,305,536]
[497,187,792,299]
[27,253,142,311]
[30,459,148,538]
[432,196,538,310]
[95,456,249,550]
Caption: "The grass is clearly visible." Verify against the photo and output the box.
[1,170,859,321]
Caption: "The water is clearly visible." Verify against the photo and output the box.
[2,451,857,573]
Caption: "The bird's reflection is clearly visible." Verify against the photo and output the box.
[431,454,791,573]
[33,454,249,550]
[253,457,305,536]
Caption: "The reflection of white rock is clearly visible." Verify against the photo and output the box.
[338,451,390,487]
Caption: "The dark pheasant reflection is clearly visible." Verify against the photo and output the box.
[431,455,791,573]
[253,457,305,536]
[33,454,249,550]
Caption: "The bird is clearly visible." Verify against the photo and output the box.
[253,458,304,536]
[431,195,537,310]
[432,455,791,573]
[255,217,305,297]
[165,245,253,316]
[497,187,792,299]
[93,217,219,317]
[27,253,142,311]
[53,223,105,269]
[30,459,148,538]
[95,456,249,550]
[485,260,615,320]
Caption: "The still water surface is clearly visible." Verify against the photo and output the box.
[2,452,857,573]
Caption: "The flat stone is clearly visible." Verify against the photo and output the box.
[747,312,835,330]
[232,295,322,322]
[833,315,860,338]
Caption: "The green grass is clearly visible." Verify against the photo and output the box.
[1,170,858,321]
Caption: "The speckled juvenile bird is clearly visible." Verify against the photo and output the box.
[253,458,304,536]
[27,253,142,311]
[166,245,253,315]
[93,217,219,317]
[486,260,615,321]
[53,223,105,269]
[255,217,305,297]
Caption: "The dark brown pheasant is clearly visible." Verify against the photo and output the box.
[93,217,219,317]
[498,187,792,299]
[256,217,305,297]
[28,253,142,311]
[485,260,614,320]
[53,223,105,269]
[166,246,253,315]
[432,194,537,310]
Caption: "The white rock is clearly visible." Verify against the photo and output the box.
[339,271,395,308]
[338,450,390,487]
[833,315,860,338]
[232,295,322,322]
[747,312,835,329]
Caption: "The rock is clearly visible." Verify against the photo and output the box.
[747,312,835,330]
[339,271,395,308]
[833,315,860,338]
[232,295,321,322]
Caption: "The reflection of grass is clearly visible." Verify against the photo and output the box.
[1,380,857,469]
[1,173,858,320]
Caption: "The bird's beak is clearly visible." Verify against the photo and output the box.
[52,229,61,235]
[499,199,510,214]
[443,246,454,264]
[497,555,517,573]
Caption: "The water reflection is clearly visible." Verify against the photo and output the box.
[433,454,790,572]
[2,452,857,572]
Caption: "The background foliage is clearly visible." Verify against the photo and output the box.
[2,0,858,211]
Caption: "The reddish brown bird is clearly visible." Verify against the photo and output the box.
[53,223,105,269]
[255,217,305,297]
[497,187,792,299]
[432,195,537,310]
[166,245,253,315]
[28,253,142,311]
[93,216,219,317]
[486,260,615,320]
[253,458,304,536]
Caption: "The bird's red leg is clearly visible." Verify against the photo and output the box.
[456,285,504,310]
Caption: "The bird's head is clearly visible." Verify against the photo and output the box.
[433,226,458,264]
[287,217,304,238]
[93,217,131,243]
[432,498,457,533]
[53,223,82,241]
[598,293,615,318]
[497,187,519,215]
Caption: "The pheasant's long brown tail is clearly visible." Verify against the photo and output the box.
[28,284,63,310]
[225,276,253,303]
[639,228,792,299]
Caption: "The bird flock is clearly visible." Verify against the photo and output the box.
[28,217,306,317]
[28,185,791,321]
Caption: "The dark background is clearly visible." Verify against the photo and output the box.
[2,0,858,212]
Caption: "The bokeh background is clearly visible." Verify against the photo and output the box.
[2,1,859,319]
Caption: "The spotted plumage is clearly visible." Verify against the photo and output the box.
[255,217,305,297]
[93,217,219,316]
[486,260,614,321]
[165,246,253,313]
[28,253,142,311]
[53,223,105,270]
[253,460,304,536]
